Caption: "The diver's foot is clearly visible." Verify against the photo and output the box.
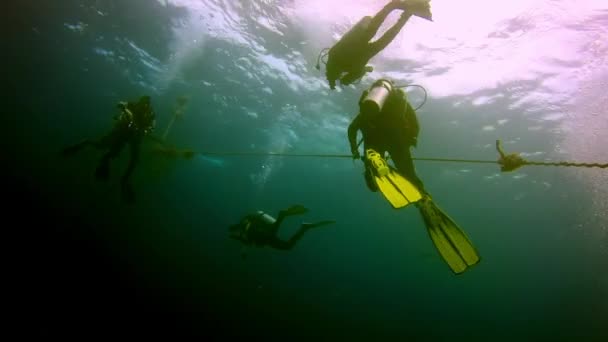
[121,183,135,204]
[302,220,336,229]
[95,162,110,181]
[284,205,309,216]
[396,0,432,21]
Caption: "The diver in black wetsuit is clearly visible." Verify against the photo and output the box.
[348,79,426,194]
[61,96,156,203]
[322,0,432,89]
[229,205,335,251]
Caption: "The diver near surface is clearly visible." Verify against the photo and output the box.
[321,0,433,90]
[347,79,480,274]
[348,79,426,196]
[61,95,157,203]
[228,205,335,254]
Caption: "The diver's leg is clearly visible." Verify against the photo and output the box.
[367,13,410,59]
[268,225,311,251]
[390,146,427,194]
[270,205,309,235]
[365,1,406,40]
[270,212,288,236]
[120,137,141,203]
[122,138,140,186]
[302,220,336,229]
[61,137,109,156]
[95,139,125,181]
[61,140,91,156]
[270,220,335,250]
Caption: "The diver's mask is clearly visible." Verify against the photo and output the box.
[359,79,395,119]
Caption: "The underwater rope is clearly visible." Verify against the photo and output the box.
[494,140,608,171]
[196,151,494,163]
[197,151,353,158]
[174,139,608,172]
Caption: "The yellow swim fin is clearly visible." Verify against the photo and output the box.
[417,196,480,274]
[366,149,423,209]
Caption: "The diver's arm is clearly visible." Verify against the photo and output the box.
[404,101,420,147]
[347,115,362,156]
[325,60,339,90]
[328,77,337,90]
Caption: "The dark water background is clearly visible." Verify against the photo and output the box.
[6,1,607,340]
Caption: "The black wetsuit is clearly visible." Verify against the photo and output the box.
[326,2,410,88]
[61,99,155,202]
[348,89,426,193]
[234,211,314,250]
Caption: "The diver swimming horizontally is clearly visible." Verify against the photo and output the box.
[347,79,480,274]
[228,205,335,255]
[320,0,433,90]
[61,95,157,203]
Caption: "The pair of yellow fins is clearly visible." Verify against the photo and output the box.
[365,149,480,274]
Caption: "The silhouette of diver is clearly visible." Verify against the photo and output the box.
[348,78,426,194]
[229,205,335,253]
[322,0,432,89]
[61,95,156,203]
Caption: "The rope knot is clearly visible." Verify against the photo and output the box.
[496,140,527,172]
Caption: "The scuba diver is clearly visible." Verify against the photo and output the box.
[319,0,432,90]
[61,95,156,203]
[347,79,480,274]
[348,78,425,198]
[229,205,335,253]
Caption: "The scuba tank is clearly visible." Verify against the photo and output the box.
[359,79,395,118]
[255,211,276,225]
